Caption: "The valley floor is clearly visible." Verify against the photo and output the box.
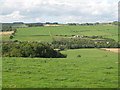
[2,49,118,88]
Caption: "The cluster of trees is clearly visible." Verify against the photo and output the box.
[80,22,100,26]
[80,23,94,26]
[55,35,108,40]
[68,23,78,25]
[13,22,24,24]
[26,22,59,27]
[2,42,67,58]
[45,22,58,24]
[68,22,100,26]
[51,38,119,50]
[26,23,44,27]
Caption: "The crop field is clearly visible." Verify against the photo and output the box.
[9,25,118,42]
[3,49,118,88]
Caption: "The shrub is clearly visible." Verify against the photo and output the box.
[77,55,81,57]
[13,40,18,42]
[9,35,14,39]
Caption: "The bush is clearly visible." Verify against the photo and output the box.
[13,40,18,42]
[9,35,14,39]
[77,55,81,57]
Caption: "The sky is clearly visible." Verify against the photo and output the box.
[0,0,119,23]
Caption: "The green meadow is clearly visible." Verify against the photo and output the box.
[10,25,118,42]
[2,25,118,88]
[3,49,118,88]
[2,35,11,41]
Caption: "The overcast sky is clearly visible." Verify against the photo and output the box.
[0,0,119,23]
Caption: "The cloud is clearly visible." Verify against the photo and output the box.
[0,0,119,23]
[0,11,25,22]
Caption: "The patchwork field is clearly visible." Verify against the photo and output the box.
[2,24,119,88]
[9,25,118,42]
[3,49,118,88]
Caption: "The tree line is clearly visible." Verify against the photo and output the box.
[51,38,120,50]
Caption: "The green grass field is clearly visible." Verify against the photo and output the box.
[2,25,118,88]
[3,49,118,88]
[2,35,11,41]
[10,25,118,42]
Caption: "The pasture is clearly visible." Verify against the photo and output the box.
[2,24,118,88]
[10,25,118,42]
[1,35,11,41]
[3,49,118,88]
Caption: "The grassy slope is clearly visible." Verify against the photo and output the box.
[3,49,118,88]
[11,25,118,42]
[2,35,11,41]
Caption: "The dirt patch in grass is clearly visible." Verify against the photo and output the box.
[101,48,120,53]
[0,31,14,35]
